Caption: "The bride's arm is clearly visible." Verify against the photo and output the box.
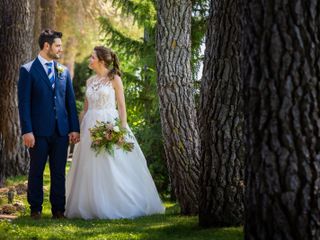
[79,77,93,124]
[83,97,88,113]
[112,75,127,128]
[79,97,88,124]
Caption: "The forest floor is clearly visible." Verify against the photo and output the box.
[0,163,243,240]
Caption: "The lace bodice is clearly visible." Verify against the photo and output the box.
[86,75,116,111]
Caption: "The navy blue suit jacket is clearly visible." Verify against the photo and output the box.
[18,57,80,136]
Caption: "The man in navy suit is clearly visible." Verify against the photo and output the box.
[18,29,80,219]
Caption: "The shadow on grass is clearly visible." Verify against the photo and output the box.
[2,166,243,240]
[2,210,242,240]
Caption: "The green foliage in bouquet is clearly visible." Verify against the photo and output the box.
[89,119,134,156]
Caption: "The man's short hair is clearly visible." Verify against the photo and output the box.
[38,29,63,49]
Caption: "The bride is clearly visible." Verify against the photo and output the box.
[65,46,165,219]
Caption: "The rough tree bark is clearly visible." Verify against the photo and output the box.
[156,0,200,214]
[242,0,320,239]
[41,0,56,29]
[0,0,34,186]
[32,0,41,57]
[199,0,244,227]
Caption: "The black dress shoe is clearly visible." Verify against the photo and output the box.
[52,211,66,219]
[31,211,41,220]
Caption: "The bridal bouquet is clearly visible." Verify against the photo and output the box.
[89,119,134,156]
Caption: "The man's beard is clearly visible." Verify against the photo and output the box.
[48,50,60,60]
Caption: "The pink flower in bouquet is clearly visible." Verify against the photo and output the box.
[89,119,134,156]
[105,131,113,141]
[106,123,113,130]
[117,136,125,145]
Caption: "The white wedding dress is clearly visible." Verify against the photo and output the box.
[65,76,165,219]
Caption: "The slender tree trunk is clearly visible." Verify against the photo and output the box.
[0,0,34,186]
[199,0,244,227]
[242,0,320,239]
[55,0,82,78]
[32,0,41,57]
[41,0,56,29]
[62,36,77,79]
[156,0,200,214]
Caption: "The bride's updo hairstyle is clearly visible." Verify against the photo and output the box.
[94,46,121,79]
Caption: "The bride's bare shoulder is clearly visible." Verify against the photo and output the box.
[111,74,123,89]
[112,74,122,83]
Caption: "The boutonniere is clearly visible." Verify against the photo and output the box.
[56,64,65,77]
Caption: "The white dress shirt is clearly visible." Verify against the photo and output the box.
[38,54,54,77]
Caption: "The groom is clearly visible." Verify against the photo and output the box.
[18,29,80,219]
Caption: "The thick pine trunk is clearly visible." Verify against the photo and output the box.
[0,0,34,186]
[156,0,200,214]
[199,0,244,227]
[41,0,56,29]
[242,0,320,239]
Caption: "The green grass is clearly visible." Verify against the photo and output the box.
[0,163,243,240]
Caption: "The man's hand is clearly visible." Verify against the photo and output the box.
[69,132,80,144]
[23,133,35,148]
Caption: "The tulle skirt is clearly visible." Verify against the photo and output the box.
[65,108,165,219]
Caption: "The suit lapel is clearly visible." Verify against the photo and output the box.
[54,61,59,92]
[33,57,53,91]
[54,61,68,98]
[54,61,59,80]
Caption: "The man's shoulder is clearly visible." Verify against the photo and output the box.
[21,59,36,72]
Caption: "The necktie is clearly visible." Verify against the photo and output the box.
[45,62,55,88]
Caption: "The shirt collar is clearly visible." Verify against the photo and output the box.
[38,54,54,67]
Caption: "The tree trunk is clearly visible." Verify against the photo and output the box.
[55,0,83,78]
[156,0,200,214]
[62,36,77,79]
[0,0,34,186]
[32,0,41,57]
[242,0,320,239]
[41,0,56,29]
[199,0,244,227]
